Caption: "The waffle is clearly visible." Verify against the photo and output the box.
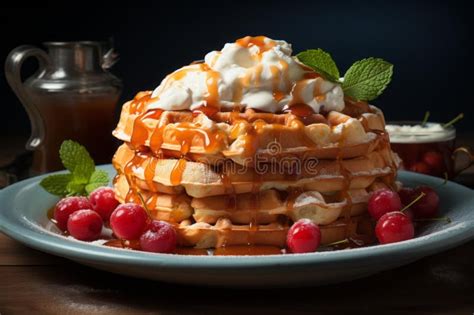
[113,143,398,198]
[176,216,373,248]
[112,92,387,167]
[114,172,388,226]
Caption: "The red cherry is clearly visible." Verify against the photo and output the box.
[409,162,432,175]
[398,187,416,206]
[286,219,321,253]
[368,189,402,220]
[89,187,120,221]
[422,151,446,175]
[139,220,177,253]
[375,211,415,244]
[67,209,103,241]
[110,203,149,240]
[411,186,440,218]
[54,196,92,231]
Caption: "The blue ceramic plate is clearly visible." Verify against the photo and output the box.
[1,165,473,287]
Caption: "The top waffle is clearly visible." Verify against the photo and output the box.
[113,92,387,167]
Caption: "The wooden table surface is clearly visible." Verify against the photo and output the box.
[1,136,474,314]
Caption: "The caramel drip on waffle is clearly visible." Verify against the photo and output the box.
[377,130,397,190]
[336,124,354,239]
[129,91,153,115]
[130,109,163,150]
[124,151,148,204]
[146,194,159,212]
[170,159,187,186]
[144,157,158,192]
[221,167,236,210]
[149,123,165,157]
[201,63,221,108]
[248,172,262,245]
[168,120,228,186]
[270,65,282,99]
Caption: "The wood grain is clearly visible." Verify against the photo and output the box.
[0,233,64,266]
[0,234,473,314]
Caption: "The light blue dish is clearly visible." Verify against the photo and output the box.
[1,165,473,287]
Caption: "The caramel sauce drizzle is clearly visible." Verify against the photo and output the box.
[278,60,290,90]
[248,172,262,245]
[146,194,159,212]
[220,169,236,210]
[202,65,221,108]
[104,239,141,250]
[124,152,148,204]
[159,65,206,92]
[236,36,276,54]
[144,157,158,192]
[130,109,163,150]
[170,158,187,186]
[129,91,154,115]
[214,245,282,256]
[335,125,354,239]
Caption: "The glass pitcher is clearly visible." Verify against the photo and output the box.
[5,41,122,174]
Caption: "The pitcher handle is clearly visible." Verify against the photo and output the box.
[452,146,474,176]
[4,45,50,151]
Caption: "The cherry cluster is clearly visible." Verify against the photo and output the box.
[52,187,177,253]
[286,185,441,253]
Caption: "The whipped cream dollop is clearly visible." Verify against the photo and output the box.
[147,36,345,113]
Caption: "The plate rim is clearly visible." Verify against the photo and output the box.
[1,165,473,269]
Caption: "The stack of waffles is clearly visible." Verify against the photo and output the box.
[112,94,400,248]
[111,36,400,249]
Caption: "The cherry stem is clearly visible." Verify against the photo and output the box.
[443,113,464,128]
[421,111,430,127]
[414,217,452,224]
[326,239,349,247]
[137,192,152,217]
[400,192,426,212]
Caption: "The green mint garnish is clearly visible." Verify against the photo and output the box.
[40,140,109,196]
[296,49,340,82]
[39,174,72,196]
[297,50,393,101]
[341,58,393,101]
[85,169,110,194]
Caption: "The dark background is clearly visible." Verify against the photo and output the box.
[1,0,472,141]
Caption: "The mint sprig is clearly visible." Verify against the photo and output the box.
[40,140,109,196]
[342,58,393,101]
[296,49,340,82]
[296,49,393,101]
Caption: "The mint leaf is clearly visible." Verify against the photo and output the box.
[342,58,393,101]
[85,170,110,194]
[40,140,109,197]
[39,174,72,196]
[296,49,340,82]
[59,140,95,183]
[66,181,86,196]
